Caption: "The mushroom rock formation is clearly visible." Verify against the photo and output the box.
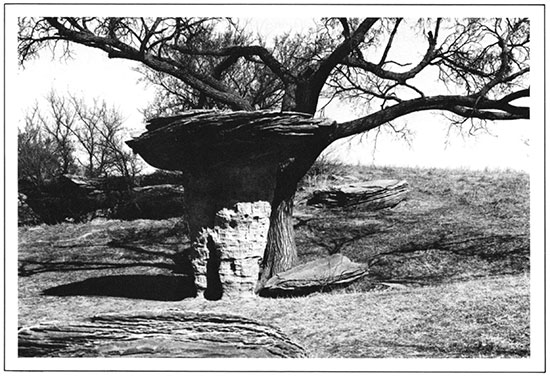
[127,110,336,299]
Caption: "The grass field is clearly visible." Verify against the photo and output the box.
[17,165,530,358]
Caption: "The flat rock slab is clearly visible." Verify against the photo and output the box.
[126,110,336,171]
[261,254,368,297]
[307,179,409,210]
[18,311,306,358]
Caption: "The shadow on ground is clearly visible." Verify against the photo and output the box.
[19,240,195,277]
[42,275,196,301]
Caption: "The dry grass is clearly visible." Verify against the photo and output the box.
[295,166,529,287]
[18,165,530,358]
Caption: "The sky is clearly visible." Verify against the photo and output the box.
[12,16,534,173]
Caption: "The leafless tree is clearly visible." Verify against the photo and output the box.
[20,91,142,181]
[18,107,66,185]
[37,91,77,175]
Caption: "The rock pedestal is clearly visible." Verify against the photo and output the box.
[180,162,277,299]
[191,201,271,299]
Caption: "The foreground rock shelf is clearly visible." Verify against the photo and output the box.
[18,311,307,358]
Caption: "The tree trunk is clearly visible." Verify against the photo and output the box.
[258,146,325,289]
[257,93,323,289]
[259,193,297,290]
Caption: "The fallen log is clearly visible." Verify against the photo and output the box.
[18,311,307,358]
[306,179,409,210]
[261,254,368,297]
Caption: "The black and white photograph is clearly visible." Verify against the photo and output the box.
[4,2,545,373]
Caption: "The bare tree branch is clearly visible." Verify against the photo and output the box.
[170,44,295,84]
[44,17,254,111]
[19,17,530,136]
[309,18,379,91]
[333,89,529,141]
[340,22,439,85]
[378,18,402,66]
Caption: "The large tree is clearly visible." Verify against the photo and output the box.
[18,17,530,285]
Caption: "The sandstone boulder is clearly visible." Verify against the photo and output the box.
[261,254,368,297]
[307,179,409,210]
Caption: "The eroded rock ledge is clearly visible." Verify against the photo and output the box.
[19,311,307,358]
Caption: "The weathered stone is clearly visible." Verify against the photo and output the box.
[261,254,368,297]
[191,201,271,298]
[126,110,336,172]
[19,311,307,358]
[307,179,409,210]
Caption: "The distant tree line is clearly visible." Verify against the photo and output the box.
[17,93,195,224]
[18,90,142,187]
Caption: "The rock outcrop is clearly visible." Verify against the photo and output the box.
[19,311,307,358]
[261,254,368,297]
[307,179,409,210]
[19,174,187,224]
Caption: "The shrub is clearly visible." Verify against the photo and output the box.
[299,154,349,189]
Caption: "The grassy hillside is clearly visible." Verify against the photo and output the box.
[17,165,530,358]
[296,165,529,288]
